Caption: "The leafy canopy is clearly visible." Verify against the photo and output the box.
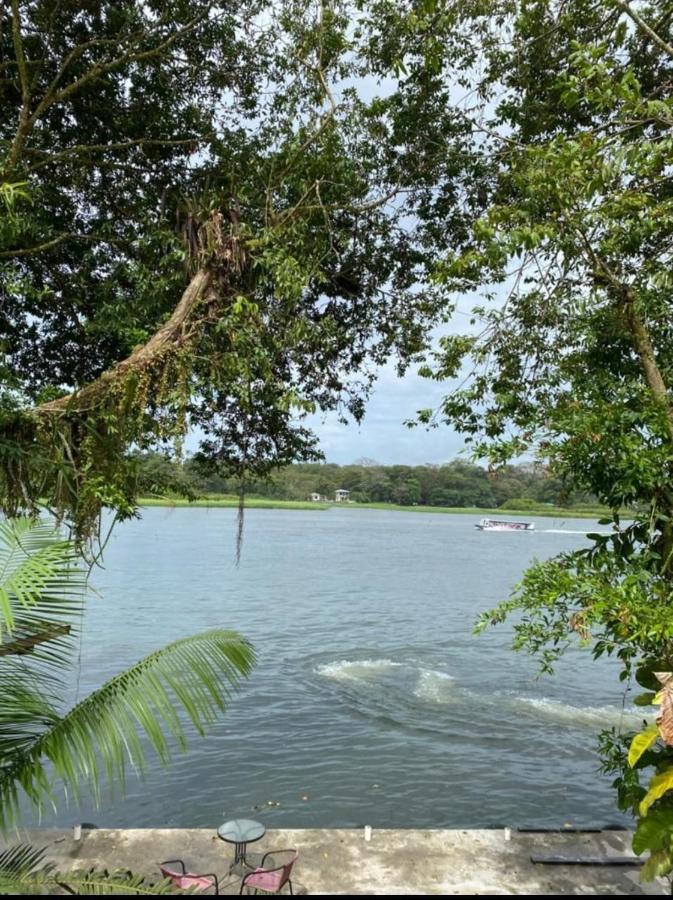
[0,0,468,542]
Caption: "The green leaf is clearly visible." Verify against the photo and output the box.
[633,808,673,855]
[641,847,673,882]
[634,692,658,706]
[636,663,663,691]
[629,724,660,767]
[0,844,50,894]
[0,518,85,643]
[640,767,673,817]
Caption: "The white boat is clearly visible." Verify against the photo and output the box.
[475,518,535,532]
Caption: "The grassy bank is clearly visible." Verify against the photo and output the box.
[139,496,330,511]
[139,494,612,519]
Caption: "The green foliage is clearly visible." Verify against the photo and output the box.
[0,843,177,894]
[498,497,548,511]
[623,685,673,879]
[159,454,595,510]
[0,517,85,639]
[640,769,673,819]
[634,809,673,857]
[628,725,659,768]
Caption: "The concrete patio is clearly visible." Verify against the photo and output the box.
[2,826,668,894]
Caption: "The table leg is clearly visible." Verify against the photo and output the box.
[229,841,249,874]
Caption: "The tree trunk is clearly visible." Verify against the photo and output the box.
[622,290,673,445]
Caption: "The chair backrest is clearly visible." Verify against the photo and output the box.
[278,850,298,888]
[159,865,214,893]
[245,850,297,893]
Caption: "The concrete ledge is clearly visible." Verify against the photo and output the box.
[1,827,666,894]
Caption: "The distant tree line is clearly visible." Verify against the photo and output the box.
[130,452,598,510]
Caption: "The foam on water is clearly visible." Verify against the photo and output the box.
[316,657,460,710]
[315,658,402,681]
[315,658,649,732]
[414,669,455,703]
[514,696,654,729]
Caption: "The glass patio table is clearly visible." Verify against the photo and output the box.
[217,818,266,871]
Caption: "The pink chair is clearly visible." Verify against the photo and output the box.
[159,859,219,894]
[240,849,298,895]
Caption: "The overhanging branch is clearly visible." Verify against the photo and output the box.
[35,268,213,416]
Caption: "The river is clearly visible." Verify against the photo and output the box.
[35,506,642,829]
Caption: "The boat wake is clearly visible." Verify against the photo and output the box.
[414,668,456,703]
[540,528,612,535]
[312,655,650,733]
[315,659,403,681]
[512,696,652,729]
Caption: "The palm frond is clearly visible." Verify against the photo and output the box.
[0,845,176,894]
[0,518,87,777]
[0,630,255,831]
[0,680,61,762]
[0,518,86,655]
[0,843,52,894]
[54,868,177,895]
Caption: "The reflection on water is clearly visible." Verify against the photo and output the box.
[29,507,636,829]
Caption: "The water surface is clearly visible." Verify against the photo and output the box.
[38,507,641,829]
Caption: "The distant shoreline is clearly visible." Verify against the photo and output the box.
[138,496,611,519]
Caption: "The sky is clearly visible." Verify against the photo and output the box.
[305,358,466,465]
[304,299,488,466]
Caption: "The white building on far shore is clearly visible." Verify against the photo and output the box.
[335,489,350,502]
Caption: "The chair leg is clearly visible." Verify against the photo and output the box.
[288,879,293,895]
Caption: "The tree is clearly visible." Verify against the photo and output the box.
[0,516,254,892]
[410,0,673,882]
[0,0,466,544]
[130,450,201,499]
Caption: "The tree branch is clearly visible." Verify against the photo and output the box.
[614,0,673,60]
[42,15,206,113]
[7,0,33,175]
[9,0,30,104]
[0,623,70,657]
[3,13,208,175]
[35,269,213,415]
[23,136,208,175]
[0,233,125,259]
[577,230,673,442]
